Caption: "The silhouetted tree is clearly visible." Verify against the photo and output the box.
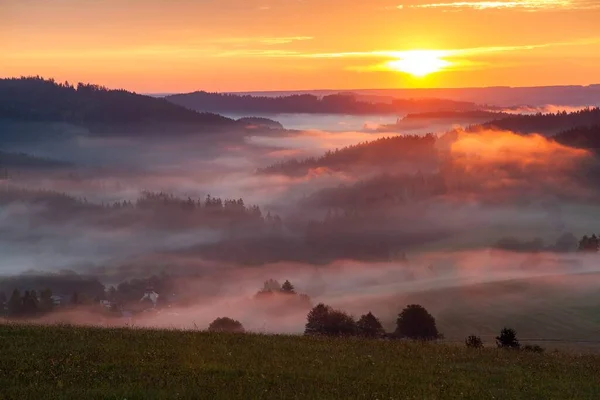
[496,328,520,349]
[262,279,281,292]
[305,303,332,336]
[465,335,484,349]
[8,289,22,317]
[395,304,440,340]
[281,280,295,294]
[71,291,79,306]
[22,290,38,315]
[578,234,599,252]
[39,289,53,312]
[305,303,357,337]
[357,312,385,338]
[207,317,245,333]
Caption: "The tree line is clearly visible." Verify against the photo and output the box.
[166,91,478,115]
[208,300,546,353]
[258,134,438,177]
[0,77,239,136]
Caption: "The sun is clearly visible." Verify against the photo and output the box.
[385,50,451,77]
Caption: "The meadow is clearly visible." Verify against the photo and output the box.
[1,324,600,399]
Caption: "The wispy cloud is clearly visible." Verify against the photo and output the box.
[5,36,314,60]
[293,37,600,59]
[214,36,314,45]
[400,0,600,11]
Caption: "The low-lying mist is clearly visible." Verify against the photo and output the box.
[3,108,600,342]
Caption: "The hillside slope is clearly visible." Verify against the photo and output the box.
[0,77,243,138]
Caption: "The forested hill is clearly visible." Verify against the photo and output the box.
[166,91,479,115]
[481,107,600,135]
[0,77,243,136]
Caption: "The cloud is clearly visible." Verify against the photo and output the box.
[399,0,600,11]
[214,36,314,45]
[6,36,313,60]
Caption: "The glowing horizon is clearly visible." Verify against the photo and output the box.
[2,0,600,92]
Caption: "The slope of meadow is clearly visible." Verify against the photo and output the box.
[1,324,600,399]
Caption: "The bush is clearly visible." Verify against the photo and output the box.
[465,335,484,349]
[305,303,357,337]
[395,304,440,340]
[523,344,544,353]
[208,317,245,333]
[496,328,520,349]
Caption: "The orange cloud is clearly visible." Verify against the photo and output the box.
[403,0,600,11]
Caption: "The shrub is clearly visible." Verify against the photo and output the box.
[523,344,544,353]
[465,335,484,349]
[395,304,440,340]
[208,317,245,333]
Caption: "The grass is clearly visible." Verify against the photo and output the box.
[1,324,600,399]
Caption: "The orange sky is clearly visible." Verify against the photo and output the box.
[2,0,600,92]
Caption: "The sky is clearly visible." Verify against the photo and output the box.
[2,0,600,92]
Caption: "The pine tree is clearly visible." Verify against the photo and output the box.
[22,290,39,316]
[281,280,295,294]
[39,289,54,313]
[8,289,23,317]
[305,303,332,336]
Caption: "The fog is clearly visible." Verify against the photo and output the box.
[3,108,600,341]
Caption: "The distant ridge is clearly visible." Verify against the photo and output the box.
[199,85,600,107]
[166,91,478,115]
[0,77,244,137]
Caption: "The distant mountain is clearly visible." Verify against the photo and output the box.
[0,77,245,137]
[236,117,284,129]
[401,110,511,121]
[166,91,479,115]
[0,151,73,169]
[230,85,600,107]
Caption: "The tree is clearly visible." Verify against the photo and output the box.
[39,289,54,313]
[207,317,245,333]
[71,291,79,306]
[395,304,440,340]
[304,303,357,337]
[578,234,599,252]
[281,280,295,294]
[262,279,281,292]
[22,290,39,316]
[496,328,520,349]
[465,335,484,349]
[357,312,385,338]
[8,289,22,317]
[305,303,331,336]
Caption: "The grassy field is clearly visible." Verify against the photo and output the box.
[1,324,600,399]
